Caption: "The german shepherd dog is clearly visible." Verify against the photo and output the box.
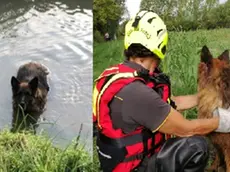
[198,45,230,172]
[11,62,49,133]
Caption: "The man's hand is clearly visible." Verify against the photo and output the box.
[171,94,198,111]
[156,107,219,137]
[213,107,230,133]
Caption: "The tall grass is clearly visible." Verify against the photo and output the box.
[0,106,92,171]
[93,28,230,170]
[0,129,92,172]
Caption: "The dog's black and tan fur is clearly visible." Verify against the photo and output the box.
[198,46,230,171]
[11,62,49,133]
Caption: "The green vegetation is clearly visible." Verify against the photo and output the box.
[0,129,92,172]
[1,95,92,171]
[93,0,126,42]
[94,0,230,43]
[140,0,221,31]
[93,28,230,170]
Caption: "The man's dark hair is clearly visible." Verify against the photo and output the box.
[124,43,156,60]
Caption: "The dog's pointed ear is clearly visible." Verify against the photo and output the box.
[218,50,229,63]
[11,76,20,92]
[201,45,213,64]
[29,77,38,94]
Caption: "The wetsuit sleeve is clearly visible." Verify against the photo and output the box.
[120,81,171,132]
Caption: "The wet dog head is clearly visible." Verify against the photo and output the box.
[11,76,38,111]
[198,45,230,109]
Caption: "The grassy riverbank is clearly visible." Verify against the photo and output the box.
[0,129,92,172]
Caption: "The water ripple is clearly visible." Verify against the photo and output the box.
[0,0,92,151]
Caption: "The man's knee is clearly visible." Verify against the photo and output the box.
[186,136,209,152]
[143,136,210,172]
[164,135,209,154]
[161,136,209,163]
[186,136,209,161]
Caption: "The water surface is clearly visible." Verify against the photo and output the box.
[0,0,92,152]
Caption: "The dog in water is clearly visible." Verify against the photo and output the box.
[197,45,230,172]
[10,62,49,133]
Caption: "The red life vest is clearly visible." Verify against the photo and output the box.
[93,63,175,172]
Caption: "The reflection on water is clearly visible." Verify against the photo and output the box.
[0,0,92,152]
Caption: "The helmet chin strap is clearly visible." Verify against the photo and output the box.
[132,16,141,27]
[132,11,149,28]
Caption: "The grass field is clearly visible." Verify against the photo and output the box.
[93,28,230,170]
[0,129,92,172]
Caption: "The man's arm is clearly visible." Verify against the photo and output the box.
[157,107,219,137]
[119,81,220,136]
[171,94,198,111]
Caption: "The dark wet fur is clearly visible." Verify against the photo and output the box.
[11,62,49,133]
[197,46,230,172]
